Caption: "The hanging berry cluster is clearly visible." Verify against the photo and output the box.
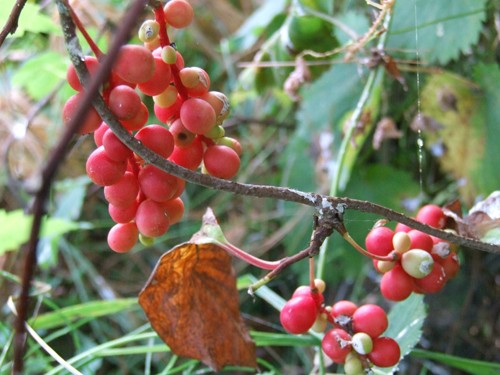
[62,0,242,252]
[367,204,461,301]
[280,281,401,373]
[279,205,461,372]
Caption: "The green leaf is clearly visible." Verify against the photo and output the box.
[12,51,68,100]
[420,70,500,203]
[0,210,80,256]
[373,294,426,374]
[30,298,139,330]
[0,0,61,38]
[230,0,287,52]
[411,349,500,375]
[388,0,487,64]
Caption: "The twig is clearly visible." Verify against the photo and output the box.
[60,10,500,257]
[13,0,148,373]
[0,0,28,47]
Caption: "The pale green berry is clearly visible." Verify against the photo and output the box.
[344,351,365,374]
[311,313,328,333]
[139,233,155,247]
[376,260,395,273]
[402,249,434,278]
[161,45,177,64]
[314,278,326,293]
[351,332,373,355]
[393,231,411,253]
[138,20,159,43]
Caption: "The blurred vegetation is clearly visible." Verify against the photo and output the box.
[0,0,499,374]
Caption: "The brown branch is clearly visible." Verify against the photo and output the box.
[13,0,148,373]
[0,0,27,47]
[65,30,500,256]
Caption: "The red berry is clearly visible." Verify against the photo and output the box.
[104,171,139,207]
[108,201,138,224]
[138,164,180,203]
[352,304,388,338]
[439,252,460,280]
[321,328,352,364]
[107,222,139,253]
[292,285,324,307]
[135,199,170,237]
[413,262,447,293]
[380,264,414,301]
[63,92,102,134]
[203,145,240,179]
[365,226,394,256]
[164,0,194,29]
[416,204,446,229]
[180,98,216,135]
[86,146,127,186]
[395,222,412,232]
[330,300,358,321]
[407,230,434,253]
[368,337,400,367]
[108,85,141,120]
[280,296,318,334]
[114,45,155,84]
[169,136,204,170]
[66,56,99,91]
[135,124,175,159]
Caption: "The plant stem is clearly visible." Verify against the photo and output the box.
[13,0,148,373]
[152,3,189,100]
[67,2,104,58]
[316,3,395,280]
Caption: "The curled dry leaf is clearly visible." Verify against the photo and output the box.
[284,56,311,101]
[138,209,256,371]
[443,192,500,244]
[372,117,402,150]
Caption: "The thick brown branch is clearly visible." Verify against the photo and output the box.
[67,36,500,255]
[0,0,27,47]
[13,0,148,373]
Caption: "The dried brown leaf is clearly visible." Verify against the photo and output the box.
[138,210,256,371]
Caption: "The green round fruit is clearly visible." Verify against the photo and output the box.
[286,15,338,54]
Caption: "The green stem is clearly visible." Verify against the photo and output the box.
[316,4,395,280]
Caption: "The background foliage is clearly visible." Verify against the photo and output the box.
[0,0,499,373]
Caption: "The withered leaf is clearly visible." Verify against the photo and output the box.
[138,210,256,371]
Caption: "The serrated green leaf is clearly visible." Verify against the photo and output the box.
[0,0,60,38]
[0,210,80,256]
[30,298,139,330]
[374,294,426,374]
[388,0,487,64]
[12,51,68,100]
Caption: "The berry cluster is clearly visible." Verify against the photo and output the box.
[62,0,242,252]
[279,281,400,372]
[366,204,460,301]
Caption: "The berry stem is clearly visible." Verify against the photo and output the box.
[216,241,280,270]
[66,0,104,58]
[343,232,399,262]
[152,1,189,100]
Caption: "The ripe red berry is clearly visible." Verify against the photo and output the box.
[135,199,170,238]
[164,0,194,29]
[138,164,180,203]
[330,300,358,321]
[365,226,395,256]
[169,136,204,170]
[107,222,139,253]
[416,204,446,229]
[321,328,352,364]
[367,337,400,367]
[66,56,99,91]
[280,296,318,334]
[114,45,155,84]
[108,201,139,224]
[86,146,127,186]
[108,85,141,120]
[135,125,175,159]
[180,98,216,135]
[380,264,414,301]
[352,304,388,338]
[407,230,434,253]
[63,92,102,134]
[104,171,139,207]
[203,145,241,179]
[413,262,447,294]
[292,285,324,307]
